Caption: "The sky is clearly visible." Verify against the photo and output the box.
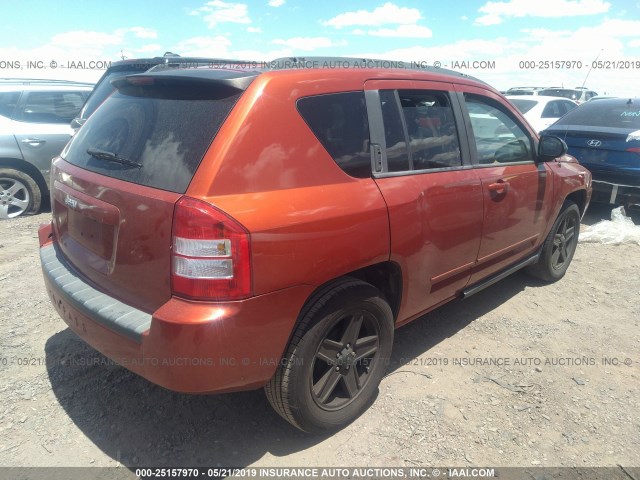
[1,0,639,95]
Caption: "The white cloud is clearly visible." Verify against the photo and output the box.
[475,0,611,26]
[171,35,233,57]
[247,26,262,33]
[135,44,163,53]
[323,2,422,28]
[628,39,640,48]
[191,1,251,27]
[272,37,347,51]
[369,24,433,38]
[268,0,285,6]
[128,27,158,39]
[51,31,122,48]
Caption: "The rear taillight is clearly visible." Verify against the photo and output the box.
[171,197,251,301]
[626,147,640,154]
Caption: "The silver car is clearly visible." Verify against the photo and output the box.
[0,79,92,218]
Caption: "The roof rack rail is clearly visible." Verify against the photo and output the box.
[0,78,94,86]
[148,57,261,72]
[266,56,487,84]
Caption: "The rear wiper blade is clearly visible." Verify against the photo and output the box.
[86,147,142,168]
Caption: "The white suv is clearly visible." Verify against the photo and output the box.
[0,79,92,218]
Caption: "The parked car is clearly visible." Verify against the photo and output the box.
[39,58,591,432]
[537,87,598,103]
[506,95,578,133]
[505,87,544,96]
[71,52,253,132]
[542,97,640,208]
[0,79,92,218]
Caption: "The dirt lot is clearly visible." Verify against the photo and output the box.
[0,204,638,471]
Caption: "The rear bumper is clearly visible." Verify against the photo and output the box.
[39,224,313,393]
[591,180,640,207]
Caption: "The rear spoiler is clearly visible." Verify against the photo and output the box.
[111,69,260,94]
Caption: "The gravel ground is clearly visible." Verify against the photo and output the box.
[0,204,638,473]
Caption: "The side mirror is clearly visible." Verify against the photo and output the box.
[538,135,567,161]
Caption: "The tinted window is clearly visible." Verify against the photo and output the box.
[18,91,86,123]
[397,90,461,170]
[541,101,563,118]
[509,99,537,114]
[465,94,533,164]
[379,90,410,172]
[559,100,577,116]
[0,91,20,118]
[63,82,241,193]
[552,100,640,129]
[297,92,371,178]
[538,89,579,100]
[80,67,150,120]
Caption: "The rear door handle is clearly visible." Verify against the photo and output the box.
[487,181,509,194]
[21,138,46,146]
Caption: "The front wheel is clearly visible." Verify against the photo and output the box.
[265,278,394,433]
[527,201,580,282]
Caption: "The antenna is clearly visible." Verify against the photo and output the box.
[581,49,603,90]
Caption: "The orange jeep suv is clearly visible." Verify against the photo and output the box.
[39,58,591,432]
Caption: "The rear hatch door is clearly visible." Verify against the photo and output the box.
[51,70,255,313]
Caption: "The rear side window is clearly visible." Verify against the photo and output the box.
[541,101,563,118]
[397,90,461,170]
[379,90,410,172]
[62,81,242,193]
[297,92,371,178]
[0,91,20,118]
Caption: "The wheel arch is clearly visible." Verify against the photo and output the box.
[564,189,587,217]
[300,261,403,324]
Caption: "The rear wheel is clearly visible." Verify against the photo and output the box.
[0,168,42,219]
[265,278,393,433]
[527,201,580,282]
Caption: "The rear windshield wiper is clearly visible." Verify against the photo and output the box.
[86,147,142,169]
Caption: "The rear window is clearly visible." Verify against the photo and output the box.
[297,92,371,178]
[509,99,537,114]
[538,89,579,100]
[62,80,242,193]
[553,101,640,129]
[79,67,151,120]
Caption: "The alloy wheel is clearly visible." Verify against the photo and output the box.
[0,178,30,219]
[310,310,381,411]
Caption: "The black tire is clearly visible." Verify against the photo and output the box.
[265,278,394,433]
[526,201,580,282]
[0,168,42,219]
